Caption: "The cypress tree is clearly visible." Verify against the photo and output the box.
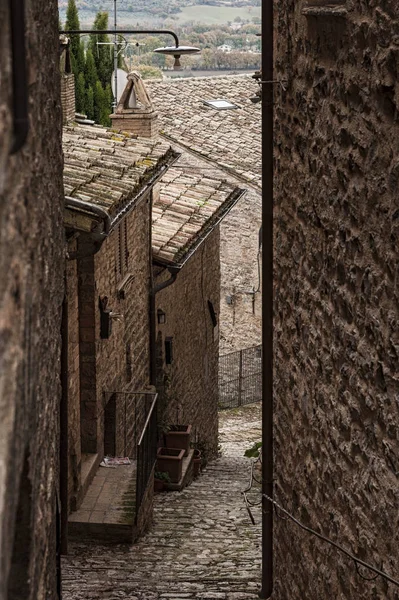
[85,86,95,121]
[65,0,81,69]
[89,12,113,90]
[76,72,86,114]
[84,50,98,90]
[94,80,105,125]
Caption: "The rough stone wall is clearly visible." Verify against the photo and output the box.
[66,240,81,510]
[155,228,220,458]
[0,2,64,599]
[273,2,399,599]
[219,187,262,355]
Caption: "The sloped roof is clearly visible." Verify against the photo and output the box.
[63,124,174,224]
[152,165,244,266]
[147,75,261,187]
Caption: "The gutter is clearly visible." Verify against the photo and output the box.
[153,187,247,271]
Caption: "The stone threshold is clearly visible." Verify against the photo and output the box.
[69,460,137,543]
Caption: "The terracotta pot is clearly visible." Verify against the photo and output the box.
[156,447,184,483]
[164,424,192,457]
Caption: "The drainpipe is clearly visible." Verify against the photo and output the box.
[60,289,69,555]
[260,0,274,596]
[149,266,179,387]
[9,0,29,154]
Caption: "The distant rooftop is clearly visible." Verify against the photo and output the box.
[147,75,261,187]
[152,165,244,267]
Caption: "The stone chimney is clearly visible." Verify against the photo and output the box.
[59,36,76,125]
[110,72,158,138]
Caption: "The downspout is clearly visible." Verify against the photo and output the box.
[9,0,29,154]
[149,266,179,386]
[260,0,274,597]
[60,287,69,555]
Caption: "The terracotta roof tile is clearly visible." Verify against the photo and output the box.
[148,75,261,187]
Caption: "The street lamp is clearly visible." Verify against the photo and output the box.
[60,29,200,71]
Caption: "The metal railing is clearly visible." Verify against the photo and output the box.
[218,344,262,409]
[136,393,158,521]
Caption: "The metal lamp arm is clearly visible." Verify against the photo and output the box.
[60,30,180,49]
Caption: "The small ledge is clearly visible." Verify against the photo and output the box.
[302,5,347,17]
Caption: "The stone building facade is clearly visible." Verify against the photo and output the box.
[0,2,64,599]
[63,123,175,523]
[273,2,399,599]
[152,172,244,458]
[148,76,262,356]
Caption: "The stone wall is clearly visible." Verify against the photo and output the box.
[155,228,220,459]
[0,2,64,598]
[66,240,81,510]
[67,196,152,509]
[273,2,399,599]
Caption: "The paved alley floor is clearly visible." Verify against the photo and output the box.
[62,403,262,600]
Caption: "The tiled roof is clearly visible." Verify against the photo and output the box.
[63,124,174,218]
[152,164,243,266]
[147,75,261,187]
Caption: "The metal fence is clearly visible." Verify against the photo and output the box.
[218,344,262,410]
[135,393,158,522]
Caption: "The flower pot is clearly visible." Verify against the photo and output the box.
[154,478,165,493]
[164,425,192,457]
[193,449,201,478]
[156,447,184,483]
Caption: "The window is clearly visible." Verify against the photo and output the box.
[117,221,129,278]
[165,337,173,365]
[207,300,218,328]
[203,99,239,110]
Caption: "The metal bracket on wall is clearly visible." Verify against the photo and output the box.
[260,80,288,92]
[9,0,29,154]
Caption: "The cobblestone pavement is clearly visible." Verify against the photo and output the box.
[62,403,262,600]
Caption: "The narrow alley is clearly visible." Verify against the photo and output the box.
[62,404,262,600]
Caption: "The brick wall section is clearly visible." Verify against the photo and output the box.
[94,199,152,458]
[61,73,75,124]
[0,2,64,598]
[68,196,152,488]
[274,2,399,599]
[155,229,220,459]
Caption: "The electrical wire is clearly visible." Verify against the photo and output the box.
[243,456,399,588]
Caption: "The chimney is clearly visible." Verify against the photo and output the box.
[110,72,158,138]
[59,36,76,125]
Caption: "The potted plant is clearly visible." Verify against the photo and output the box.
[164,424,192,457]
[193,449,201,478]
[154,471,171,492]
[156,447,185,483]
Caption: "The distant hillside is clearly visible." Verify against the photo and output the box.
[58,0,259,11]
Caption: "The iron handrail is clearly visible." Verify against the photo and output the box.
[137,393,158,447]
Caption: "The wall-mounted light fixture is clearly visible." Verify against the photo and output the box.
[157,309,166,324]
[60,29,200,72]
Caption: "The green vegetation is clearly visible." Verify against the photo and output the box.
[64,0,114,126]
